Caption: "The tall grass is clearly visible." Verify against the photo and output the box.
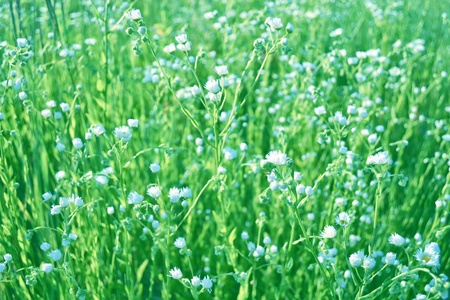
[0,0,449,299]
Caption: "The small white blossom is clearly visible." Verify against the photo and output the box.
[128,191,144,205]
[335,212,350,227]
[125,9,142,21]
[174,237,186,249]
[41,263,53,273]
[169,188,182,203]
[150,163,161,173]
[201,275,213,291]
[114,126,132,142]
[214,65,228,76]
[48,249,62,261]
[265,150,288,166]
[169,267,183,279]
[388,233,406,246]
[147,186,161,199]
[40,242,51,251]
[321,225,337,238]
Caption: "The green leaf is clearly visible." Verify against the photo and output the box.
[286,258,293,272]
[96,78,105,92]
[228,228,237,245]
[136,259,149,283]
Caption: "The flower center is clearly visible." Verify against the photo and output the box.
[423,254,431,263]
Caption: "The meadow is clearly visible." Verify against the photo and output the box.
[0,0,449,299]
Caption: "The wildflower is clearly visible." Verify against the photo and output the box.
[286,23,294,33]
[127,119,138,128]
[17,38,28,47]
[56,142,65,152]
[330,28,343,37]
[0,263,6,273]
[348,57,359,65]
[266,17,283,31]
[70,195,83,207]
[51,205,62,215]
[296,184,305,194]
[180,187,192,198]
[265,150,288,166]
[321,225,337,238]
[294,172,302,181]
[94,175,108,185]
[218,166,226,174]
[163,43,176,54]
[84,38,96,45]
[72,138,83,149]
[152,220,160,228]
[46,100,56,108]
[128,191,144,205]
[41,109,51,118]
[114,126,132,142]
[201,275,213,291]
[358,107,368,118]
[59,197,69,207]
[107,206,114,214]
[176,42,191,52]
[166,188,181,203]
[169,267,183,279]
[389,67,402,77]
[40,243,51,251]
[347,105,356,114]
[205,79,220,94]
[384,252,397,265]
[335,212,350,226]
[214,65,228,76]
[223,147,237,160]
[150,163,161,173]
[3,254,12,262]
[362,256,376,269]
[314,106,326,116]
[367,151,389,165]
[305,186,314,196]
[349,251,365,267]
[147,186,161,199]
[48,249,62,261]
[415,242,441,268]
[174,237,186,249]
[191,85,201,96]
[41,263,53,273]
[253,245,265,257]
[42,192,53,201]
[92,124,105,136]
[368,134,377,144]
[241,231,249,240]
[175,34,188,44]
[388,233,406,246]
[125,9,142,21]
[192,276,201,287]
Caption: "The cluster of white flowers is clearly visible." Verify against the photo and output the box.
[48,193,84,215]
[366,151,390,165]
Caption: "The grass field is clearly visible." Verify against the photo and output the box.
[0,0,449,299]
